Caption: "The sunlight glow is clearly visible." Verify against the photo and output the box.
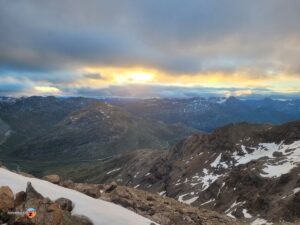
[80,66,300,94]
[34,86,61,94]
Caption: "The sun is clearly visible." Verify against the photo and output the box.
[128,72,154,82]
[114,71,154,84]
[82,66,156,84]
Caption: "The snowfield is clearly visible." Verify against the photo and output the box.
[0,168,158,225]
[233,140,300,178]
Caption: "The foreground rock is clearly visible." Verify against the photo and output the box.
[0,183,92,225]
[0,186,14,210]
[61,181,102,198]
[42,174,61,184]
[63,181,245,225]
[102,185,245,225]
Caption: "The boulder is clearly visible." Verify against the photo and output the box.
[15,191,26,207]
[72,215,93,225]
[43,174,61,184]
[104,181,118,193]
[60,179,74,188]
[13,183,93,225]
[0,186,14,210]
[55,197,74,212]
[26,182,43,200]
[73,183,100,198]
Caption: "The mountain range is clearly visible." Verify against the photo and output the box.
[1,96,300,224]
[106,97,300,132]
[0,96,195,162]
[69,120,300,224]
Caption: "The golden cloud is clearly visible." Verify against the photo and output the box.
[75,66,300,93]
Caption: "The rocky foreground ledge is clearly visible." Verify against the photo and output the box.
[0,182,92,225]
[59,179,245,225]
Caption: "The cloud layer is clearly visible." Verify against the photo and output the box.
[1,0,300,97]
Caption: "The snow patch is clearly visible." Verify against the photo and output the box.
[200,198,214,206]
[200,169,222,191]
[242,209,252,218]
[234,141,300,178]
[293,187,300,194]
[106,168,121,175]
[178,193,199,204]
[0,168,158,225]
[226,212,236,219]
[159,191,166,196]
[211,153,222,167]
[251,218,273,225]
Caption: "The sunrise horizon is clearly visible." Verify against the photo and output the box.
[1,1,300,98]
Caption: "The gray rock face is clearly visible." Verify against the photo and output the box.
[97,120,300,224]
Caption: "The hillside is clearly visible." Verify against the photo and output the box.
[1,100,197,161]
[0,96,98,154]
[78,120,300,224]
[0,118,10,145]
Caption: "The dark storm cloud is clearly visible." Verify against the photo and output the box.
[1,0,300,75]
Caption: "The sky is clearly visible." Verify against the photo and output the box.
[1,0,300,98]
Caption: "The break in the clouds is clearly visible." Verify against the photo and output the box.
[1,0,300,97]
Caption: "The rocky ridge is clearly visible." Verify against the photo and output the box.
[0,182,92,225]
[59,179,245,225]
[80,120,300,224]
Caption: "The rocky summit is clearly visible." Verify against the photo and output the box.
[0,182,92,225]
[85,120,300,224]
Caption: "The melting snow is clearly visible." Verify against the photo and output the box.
[200,169,221,191]
[234,140,300,178]
[210,153,228,169]
[183,196,199,204]
[211,153,222,167]
[200,198,215,206]
[251,218,273,225]
[242,209,252,218]
[233,143,280,165]
[106,168,121,175]
[225,201,245,214]
[217,182,226,196]
[178,193,199,204]
[293,187,300,194]
[226,212,236,219]
[159,191,166,196]
[0,168,158,225]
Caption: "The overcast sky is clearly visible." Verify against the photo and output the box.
[1,0,300,98]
